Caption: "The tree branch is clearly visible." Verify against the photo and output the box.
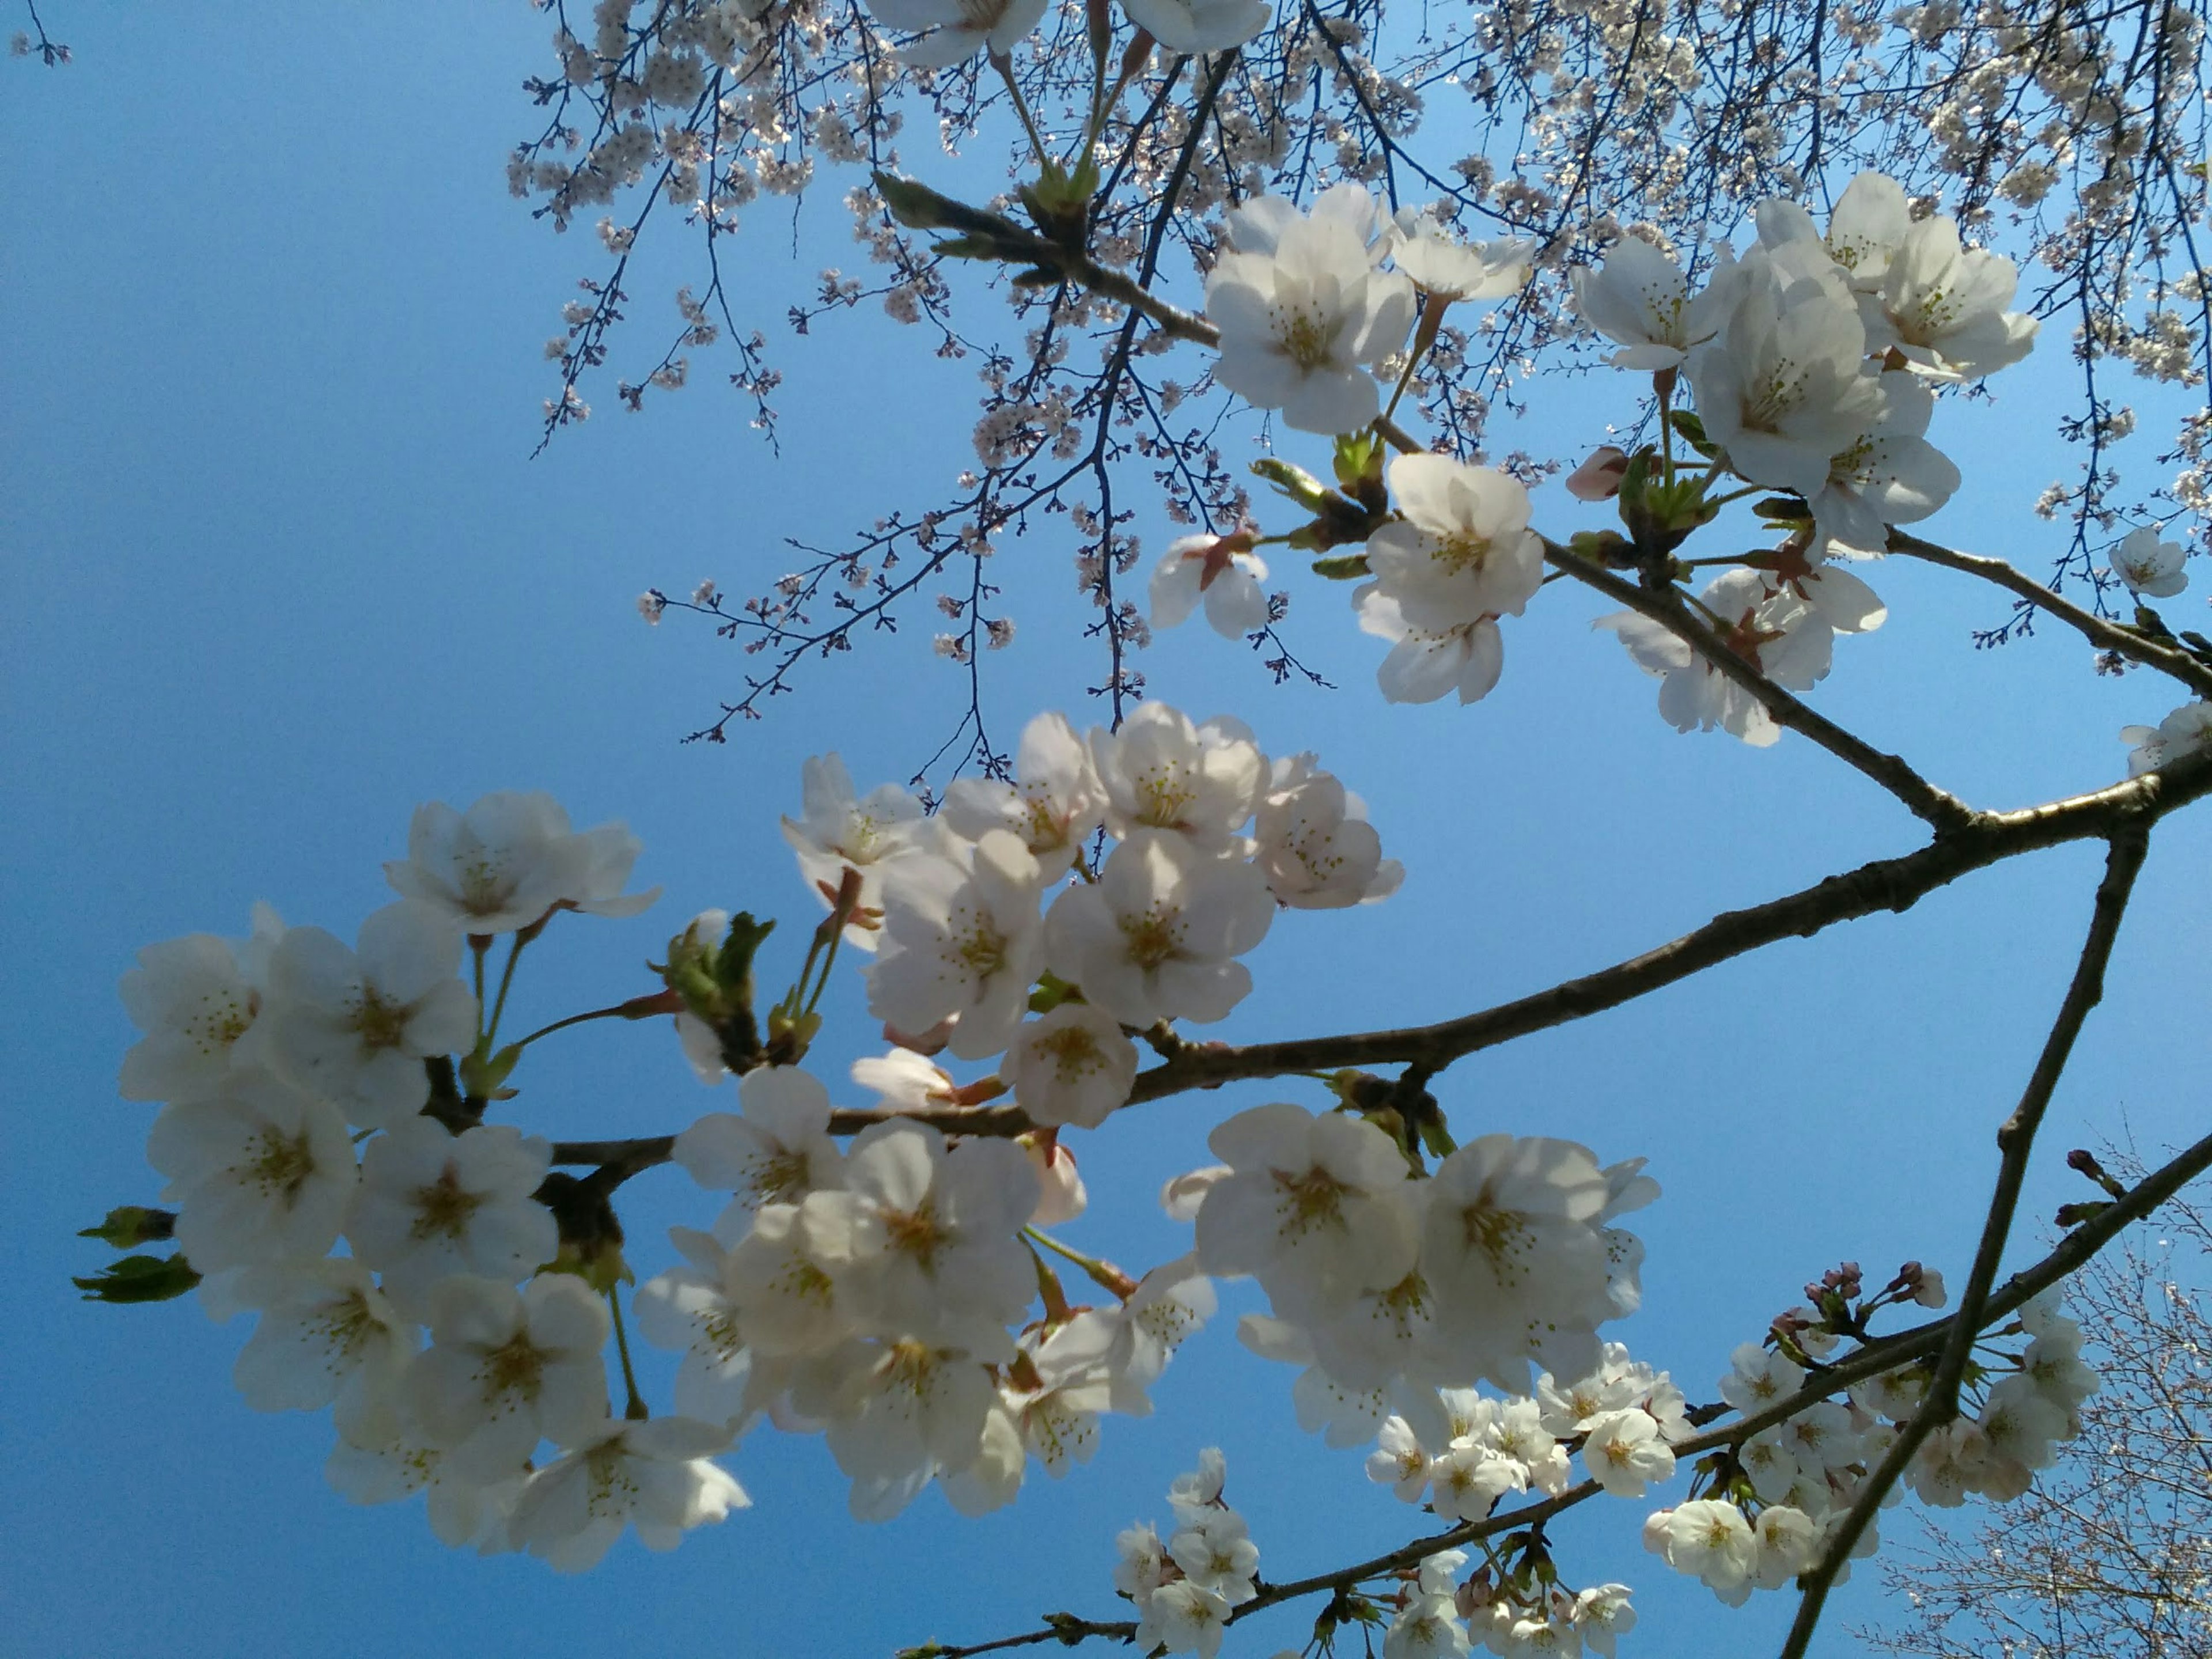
[1127,745,2211,1105]
[1779,830,2152,1659]
[1544,539,1975,832]
[1888,531,2212,701]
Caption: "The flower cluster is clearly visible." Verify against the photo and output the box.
[118,793,745,1568]
[1184,1115,1653,1429]
[1113,1449,1260,1659]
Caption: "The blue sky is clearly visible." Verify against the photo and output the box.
[5,7,2207,1657]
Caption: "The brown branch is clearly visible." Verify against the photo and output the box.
[549,1099,1040,1174]
[1888,531,2212,702]
[913,1121,2212,1659]
[1126,745,2212,1106]
[1779,830,2152,1659]
[1544,539,1975,832]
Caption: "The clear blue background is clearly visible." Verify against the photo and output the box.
[5,7,2207,1656]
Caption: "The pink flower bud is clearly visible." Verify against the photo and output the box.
[1566,446,1630,501]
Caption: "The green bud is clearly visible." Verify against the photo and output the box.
[1309,552,1372,579]
[75,1252,202,1304]
[1251,457,1334,512]
[1027,971,1081,1015]
[79,1205,175,1248]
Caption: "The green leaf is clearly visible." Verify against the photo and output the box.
[1669,407,1717,457]
[1309,553,1372,579]
[74,1253,202,1304]
[78,1205,175,1248]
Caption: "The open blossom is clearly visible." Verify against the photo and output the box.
[261,900,478,1129]
[2111,525,2188,598]
[1044,831,1274,1027]
[999,1001,1139,1129]
[862,0,1046,66]
[384,791,657,934]
[940,711,1107,878]
[1194,1102,1419,1321]
[1419,1135,1631,1392]
[1573,235,1737,370]
[226,1258,414,1423]
[798,1118,1036,1349]
[724,1201,857,1357]
[1757,171,1911,294]
[1686,242,1887,499]
[1253,753,1402,909]
[673,1065,845,1228]
[1120,0,1269,51]
[1391,216,1532,303]
[344,1118,556,1320]
[794,1335,1002,1520]
[118,904,284,1101]
[1648,1499,1760,1604]
[507,1414,746,1571]
[635,1226,775,1429]
[1865,215,2037,381]
[781,754,942,952]
[1365,455,1544,634]
[403,1274,612,1481]
[1355,586,1507,706]
[2121,700,2212,775]
[1811,371,1962,554]
[1206,190,1416,434]
[869,830,1047,1061]
[147,1071,358,1272]
[327,1413,523,1552]
[1224,184,1391,262]
[1580,1407,1676,1497]
[1088,703,1266,849]
[1149,533,1272,639]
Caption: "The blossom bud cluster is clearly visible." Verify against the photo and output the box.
[1182,1112,1654,1422]
[1114,1449,1259,1659]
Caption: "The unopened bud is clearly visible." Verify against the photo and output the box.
[1565,445,1630,501]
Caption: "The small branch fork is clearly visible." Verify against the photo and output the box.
[908,1117,2212,1659]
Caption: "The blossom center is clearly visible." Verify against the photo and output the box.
[1038,1023,1106,1081]
[1460,1199,1533,1289]
[479,1333,547,1403]
[349,987,412,1052]
[1271,304,1338,370]
[1120,909,1185,971]
[1272,1166,1350,1232]
[884,1199,950,1269]
[410,1166,487,1241]
[244,1126,317,1200]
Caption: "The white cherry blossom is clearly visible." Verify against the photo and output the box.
[384,791,657,935]
[326,1415,522,1552]
[117,904,283,1101]
[1119,0,1269,52]
[1253,753,1403,909]
[262,900,478,1129]
[1580,1408,1676,1497]
[1866,215,2038,381]
[793,1335,1001,1519]
[1355,586,1508,706]
[672,1064,846,1229]
[344,1118,556,1319]
[798,1118,1036,1349]
[1206,195,1416,434]
[1149,533,1272,639]
[781,754,944,952]
[724,1201,857,1357]
[998,1002,1139,1130]
[869,829,1047,1060]
[403,1274,612,1480]
[1364,454,1544,633]
[507,1414,746,1570]
[1811,371,1962,554]
[1573,236,1737,370]
[147,1071,358,1272]
[1043,831,1274,1027]
[863,0,1047,66]
[1195,1102,1419,1321]
[2112,525,2188,598]
[228,1258,414,1425]
[635,1225,774,1428]
[1088,703,1266,849]
[940,711,1107,878]
[1391,217,1533,303]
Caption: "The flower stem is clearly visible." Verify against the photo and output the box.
[609,1289,649,1421]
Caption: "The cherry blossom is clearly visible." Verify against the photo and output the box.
[1573,236,1737,370]
[403,1274,612,1480]
[1044,831,1274,1026]
[869,829,1047,1060]
[781,754,942,950]
[1355,586,1508,706]
[998,1002,1139,1129]
[507,1414,747,1570]
[940,711,1106,878]
[146,1071,358,1272]
[1390,217,1533,304]
[673,1063,846,1232]
[2111,525,2188,598]
[1253,754,1402,909]
[1087,702,1265,849]
[226,1258,414,1423]
[344,1118,557,1319]
[1363,454,1545,634]
[863,0,1047,67]
[261,900,478,1129]
[116,904,283,1101]
[1149,533,1272,639]
[1865,215,2038,381]
[385,791,658,935]
[1205,192,1416,434]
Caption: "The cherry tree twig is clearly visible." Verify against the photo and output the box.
[1777,828,2151,1659]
